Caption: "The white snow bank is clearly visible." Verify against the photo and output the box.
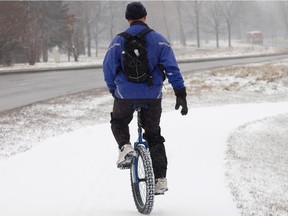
[226,113,288,216]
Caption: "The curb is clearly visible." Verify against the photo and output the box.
[0,63,103,75]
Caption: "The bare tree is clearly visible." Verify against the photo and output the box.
[21,2,45,65]
[221,1,241,48]
[203,1,224,48]
[0,2,26,66]
[194,0,202,48]
[39,2,68,62]
[82,1,104,57]
[162,2,171,42]
[106,2,124,41]
[90,2,110,57]
[235,2,261,40]
[62,13,77,62]
[278,1,288,38]
[187,0,202,48]
[91,5,104,57]
[0,2,43,65]
[66,2,86,62]
[177,2,186,46]
[83,2,93,57]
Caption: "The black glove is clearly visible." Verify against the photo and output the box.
[109,89,115,98]
[174,87,188,115]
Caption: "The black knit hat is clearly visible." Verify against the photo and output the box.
[125,2,147,20]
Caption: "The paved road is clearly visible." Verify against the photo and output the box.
[0,69,105,111]
[0,54,287,112]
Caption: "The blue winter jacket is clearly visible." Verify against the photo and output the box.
[103,22,185,99]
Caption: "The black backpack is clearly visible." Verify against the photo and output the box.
[118,27,153,86]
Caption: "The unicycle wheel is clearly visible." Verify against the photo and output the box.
[130,145,155,214]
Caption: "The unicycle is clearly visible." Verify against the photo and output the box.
[130,107,155,214]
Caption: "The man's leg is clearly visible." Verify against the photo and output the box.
[141,99,168,179]
[141,99,168,194]
[110,99,134,148]
[110,99,136,168]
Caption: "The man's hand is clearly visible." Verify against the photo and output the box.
[109,89,115,98]
[174,87,188,115]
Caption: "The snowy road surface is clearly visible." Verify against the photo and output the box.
[0,102,287,216]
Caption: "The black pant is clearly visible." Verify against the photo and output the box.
[110,98,167,178]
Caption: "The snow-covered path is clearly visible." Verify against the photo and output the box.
[0,102,287,216]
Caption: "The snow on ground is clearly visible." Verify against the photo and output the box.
[174,39,287,60]
[0,101,288,216]
[226,114,288,216]
[0,43,288,215]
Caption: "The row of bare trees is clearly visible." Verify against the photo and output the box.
[1,1,288,66]
[69,1,288,57]
[67,1,286,50]
[158,1,288,48]
[0,1,79,66]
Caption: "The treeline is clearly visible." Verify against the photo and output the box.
[1,1,288,66]
[0,1,125,66]
[146,1,288,48]
[0,2,71,66]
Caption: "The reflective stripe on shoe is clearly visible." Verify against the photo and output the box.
[155,178,168,195]
[117,144,137,169]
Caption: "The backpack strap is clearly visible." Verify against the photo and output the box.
[135,27,154,87]
[118,31,132,39]
[136,27,153,38]
[118,27,153,40]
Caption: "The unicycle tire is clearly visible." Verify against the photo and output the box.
[130,145,155,214]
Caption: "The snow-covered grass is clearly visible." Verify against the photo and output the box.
[186,61,288,96]
[0,41,288,215]
[0,40,286,74]
[174,40,287,60]
[226,114,288,216]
